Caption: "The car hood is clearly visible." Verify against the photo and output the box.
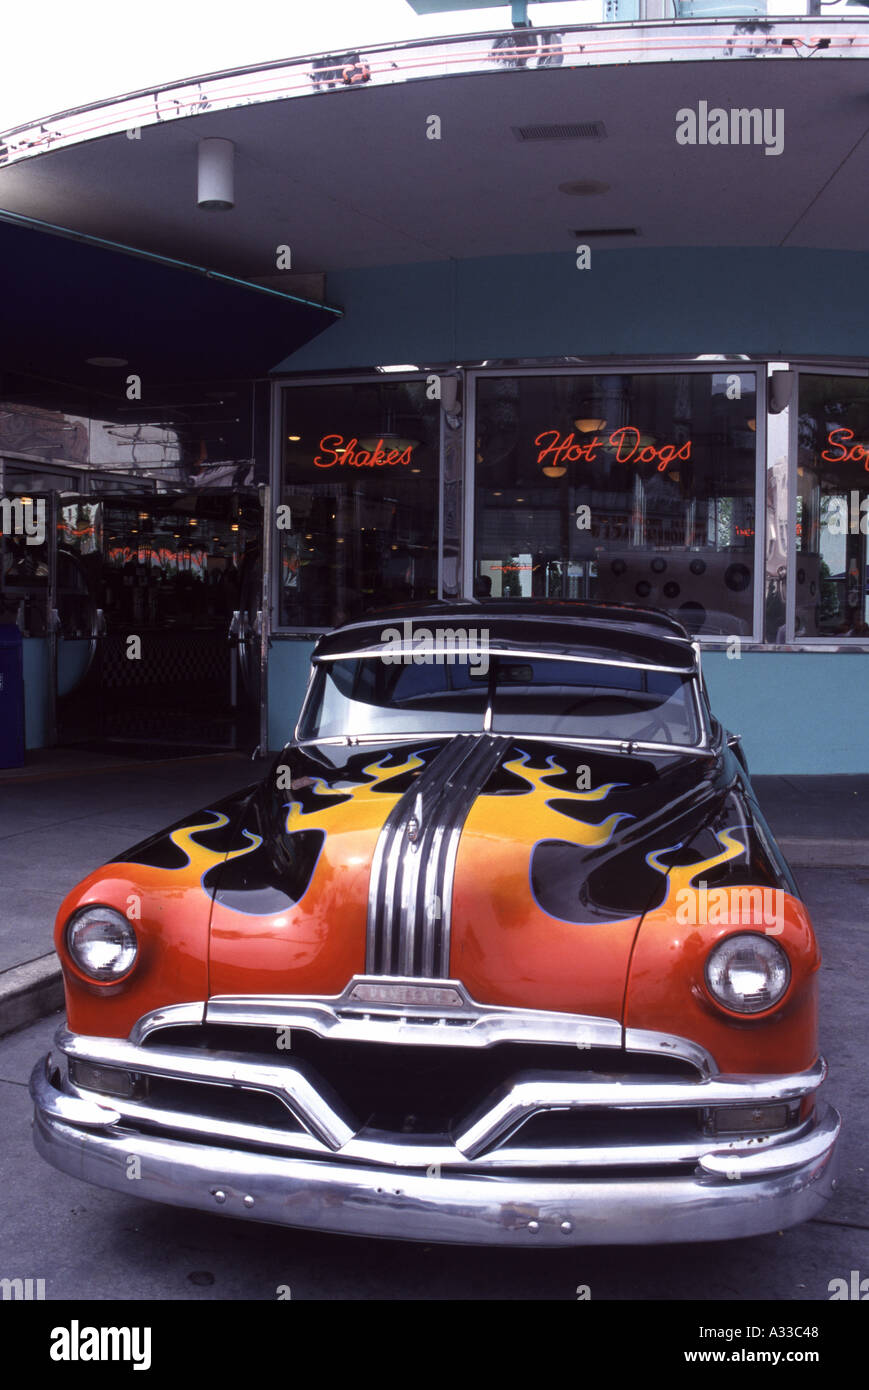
[201,733,780,1019]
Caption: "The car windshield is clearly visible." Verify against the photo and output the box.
[299,654,702,746]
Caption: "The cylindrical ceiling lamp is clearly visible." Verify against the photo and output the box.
[197,138,235,211]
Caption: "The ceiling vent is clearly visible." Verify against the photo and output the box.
[512,121,606,141]
[572,227,639,238]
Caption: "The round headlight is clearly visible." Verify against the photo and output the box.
[705,932,790,1014]
[66,906,138,981]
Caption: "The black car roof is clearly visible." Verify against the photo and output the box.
[313,600,697,672]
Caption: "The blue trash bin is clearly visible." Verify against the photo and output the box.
[0,624,25,768]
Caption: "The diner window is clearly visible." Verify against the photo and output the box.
[278,380,440,629]
[795,375,869,640]
[473,372,758,637]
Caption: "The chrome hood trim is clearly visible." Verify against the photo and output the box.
[209,979,621,1049]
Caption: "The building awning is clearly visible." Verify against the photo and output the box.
[0,211,341,391]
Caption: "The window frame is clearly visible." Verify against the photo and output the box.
[464,363,766,645]
[786,365,869,648]
[270,373,445,636]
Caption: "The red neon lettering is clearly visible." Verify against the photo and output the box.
[313,435,414,468]
[536,428,691,472]
[313,434,343,468]
[610,426,641,463]
[534,430,604,468]
[822,427,869,471]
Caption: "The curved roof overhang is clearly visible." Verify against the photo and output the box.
[1,18,866,170]
[2,18,869,286]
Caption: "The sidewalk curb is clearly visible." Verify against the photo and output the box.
[0,954,63,1038]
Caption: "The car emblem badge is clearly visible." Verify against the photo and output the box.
[406,793,423,845]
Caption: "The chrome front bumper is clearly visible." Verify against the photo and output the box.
[30,1009,842,1247]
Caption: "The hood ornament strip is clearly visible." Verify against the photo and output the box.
[366,736,506,978]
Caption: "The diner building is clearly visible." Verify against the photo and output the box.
[1,3,868,771]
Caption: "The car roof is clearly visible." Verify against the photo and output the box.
[313,600,697,672]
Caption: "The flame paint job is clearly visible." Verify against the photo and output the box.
[54,692,818,1074]
[208,752,426,997]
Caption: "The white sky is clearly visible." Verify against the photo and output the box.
[0,1,596,132]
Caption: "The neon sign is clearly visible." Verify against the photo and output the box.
[535,427,692,473]
[314,435,414,469]
[821,427,869,471]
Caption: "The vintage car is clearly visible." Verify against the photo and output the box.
[31,601,841,1245]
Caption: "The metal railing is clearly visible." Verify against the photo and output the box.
[1,6,866,168]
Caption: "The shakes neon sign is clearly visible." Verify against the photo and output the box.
[314,435,414,468]
[535,427,692,473]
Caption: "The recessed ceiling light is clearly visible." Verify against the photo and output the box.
[288,434,301,441]
[85,356,128,367]
[559,180,611,196]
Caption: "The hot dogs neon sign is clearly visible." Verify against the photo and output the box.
[535,427,692,473]
[314,435,414,468]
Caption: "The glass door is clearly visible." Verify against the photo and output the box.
[52,488,263,752]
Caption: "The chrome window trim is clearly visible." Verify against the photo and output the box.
[313,648,692,674]
[291,731,714,756]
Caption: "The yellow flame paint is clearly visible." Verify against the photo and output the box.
[168,812,262,875]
